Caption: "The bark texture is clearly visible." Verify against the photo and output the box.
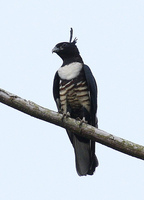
[0,88,144,160]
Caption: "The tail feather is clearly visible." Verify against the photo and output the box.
[73,134,90,176]
[67,130,98,176]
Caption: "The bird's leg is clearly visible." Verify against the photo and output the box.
[61,103,70,121]
[61,111,70,120]
[79,107,88,127]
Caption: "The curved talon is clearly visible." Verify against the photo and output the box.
[76,117,81,121]
[79,117,88,126]
[61,112,70,121]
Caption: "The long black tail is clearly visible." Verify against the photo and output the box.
[67,130,98,176]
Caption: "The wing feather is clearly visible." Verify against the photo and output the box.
[83,64,98,127]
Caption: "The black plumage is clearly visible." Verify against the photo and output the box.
[52,29,98,176]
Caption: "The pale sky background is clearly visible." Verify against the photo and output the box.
[0,0,144,200]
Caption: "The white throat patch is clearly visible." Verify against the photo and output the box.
[58,62,83,80]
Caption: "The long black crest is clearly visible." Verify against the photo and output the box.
[69,28,77,44]
[69,28,73,43]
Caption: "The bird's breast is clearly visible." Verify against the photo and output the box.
[58,62,83,80]
[59,76,90,112]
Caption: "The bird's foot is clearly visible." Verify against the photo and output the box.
[76,117,81,121]
[61,112,70,121]
[78,117,88,127]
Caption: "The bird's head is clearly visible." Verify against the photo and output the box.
[52,28,81,62]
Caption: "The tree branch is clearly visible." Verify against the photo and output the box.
[0,87,144,160]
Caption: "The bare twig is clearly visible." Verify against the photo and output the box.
[0,87,144,160]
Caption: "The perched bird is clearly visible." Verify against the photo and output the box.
[52,28,98,176]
